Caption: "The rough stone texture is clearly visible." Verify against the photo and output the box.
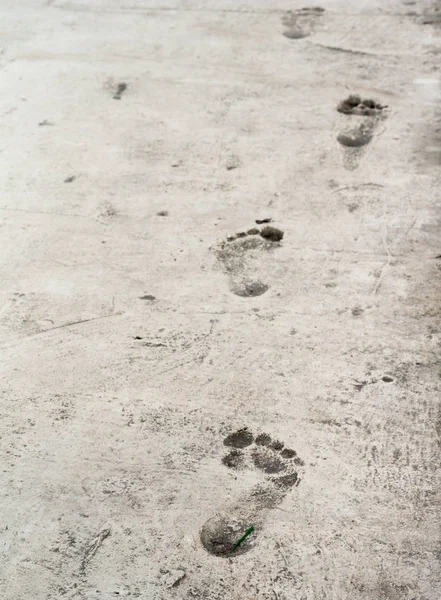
[0,0,440,599]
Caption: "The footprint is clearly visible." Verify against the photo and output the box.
[336,95,387,170]
[215,228,283,297]
[200,428,303,556]
[103,77,128,100]
[282,7,325,39]
[113,82,127,100]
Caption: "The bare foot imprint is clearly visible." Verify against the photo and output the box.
[282,7,325,39]
[336,94,387,170]
[215,227,284,297]
[200,428,304,557]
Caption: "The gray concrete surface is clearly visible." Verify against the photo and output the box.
[1,0,441,598]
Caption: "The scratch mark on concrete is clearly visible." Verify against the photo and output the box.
[0,206,107,226]
[32,312,123,336]
[331,183,384,195]
[80,528,111,574]
[309,42,375,56]
[372,237,392,296]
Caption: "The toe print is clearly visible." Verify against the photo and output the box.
[280,447,296,459]
[223,427,254,448]
[200,430,304,556]
[337,95,386,117]
[255,433,272,446]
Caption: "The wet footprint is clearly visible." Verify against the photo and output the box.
[113,82,127,100]
[336,94,387,170]
[282,7,325,39]
[103,77,128,100]
[215,227,284,297]
[200,428,304,556]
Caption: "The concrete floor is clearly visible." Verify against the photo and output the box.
[1,0,440,598]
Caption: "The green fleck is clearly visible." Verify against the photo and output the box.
[231,526,254,553]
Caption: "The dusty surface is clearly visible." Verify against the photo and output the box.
[1,0,441,598]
